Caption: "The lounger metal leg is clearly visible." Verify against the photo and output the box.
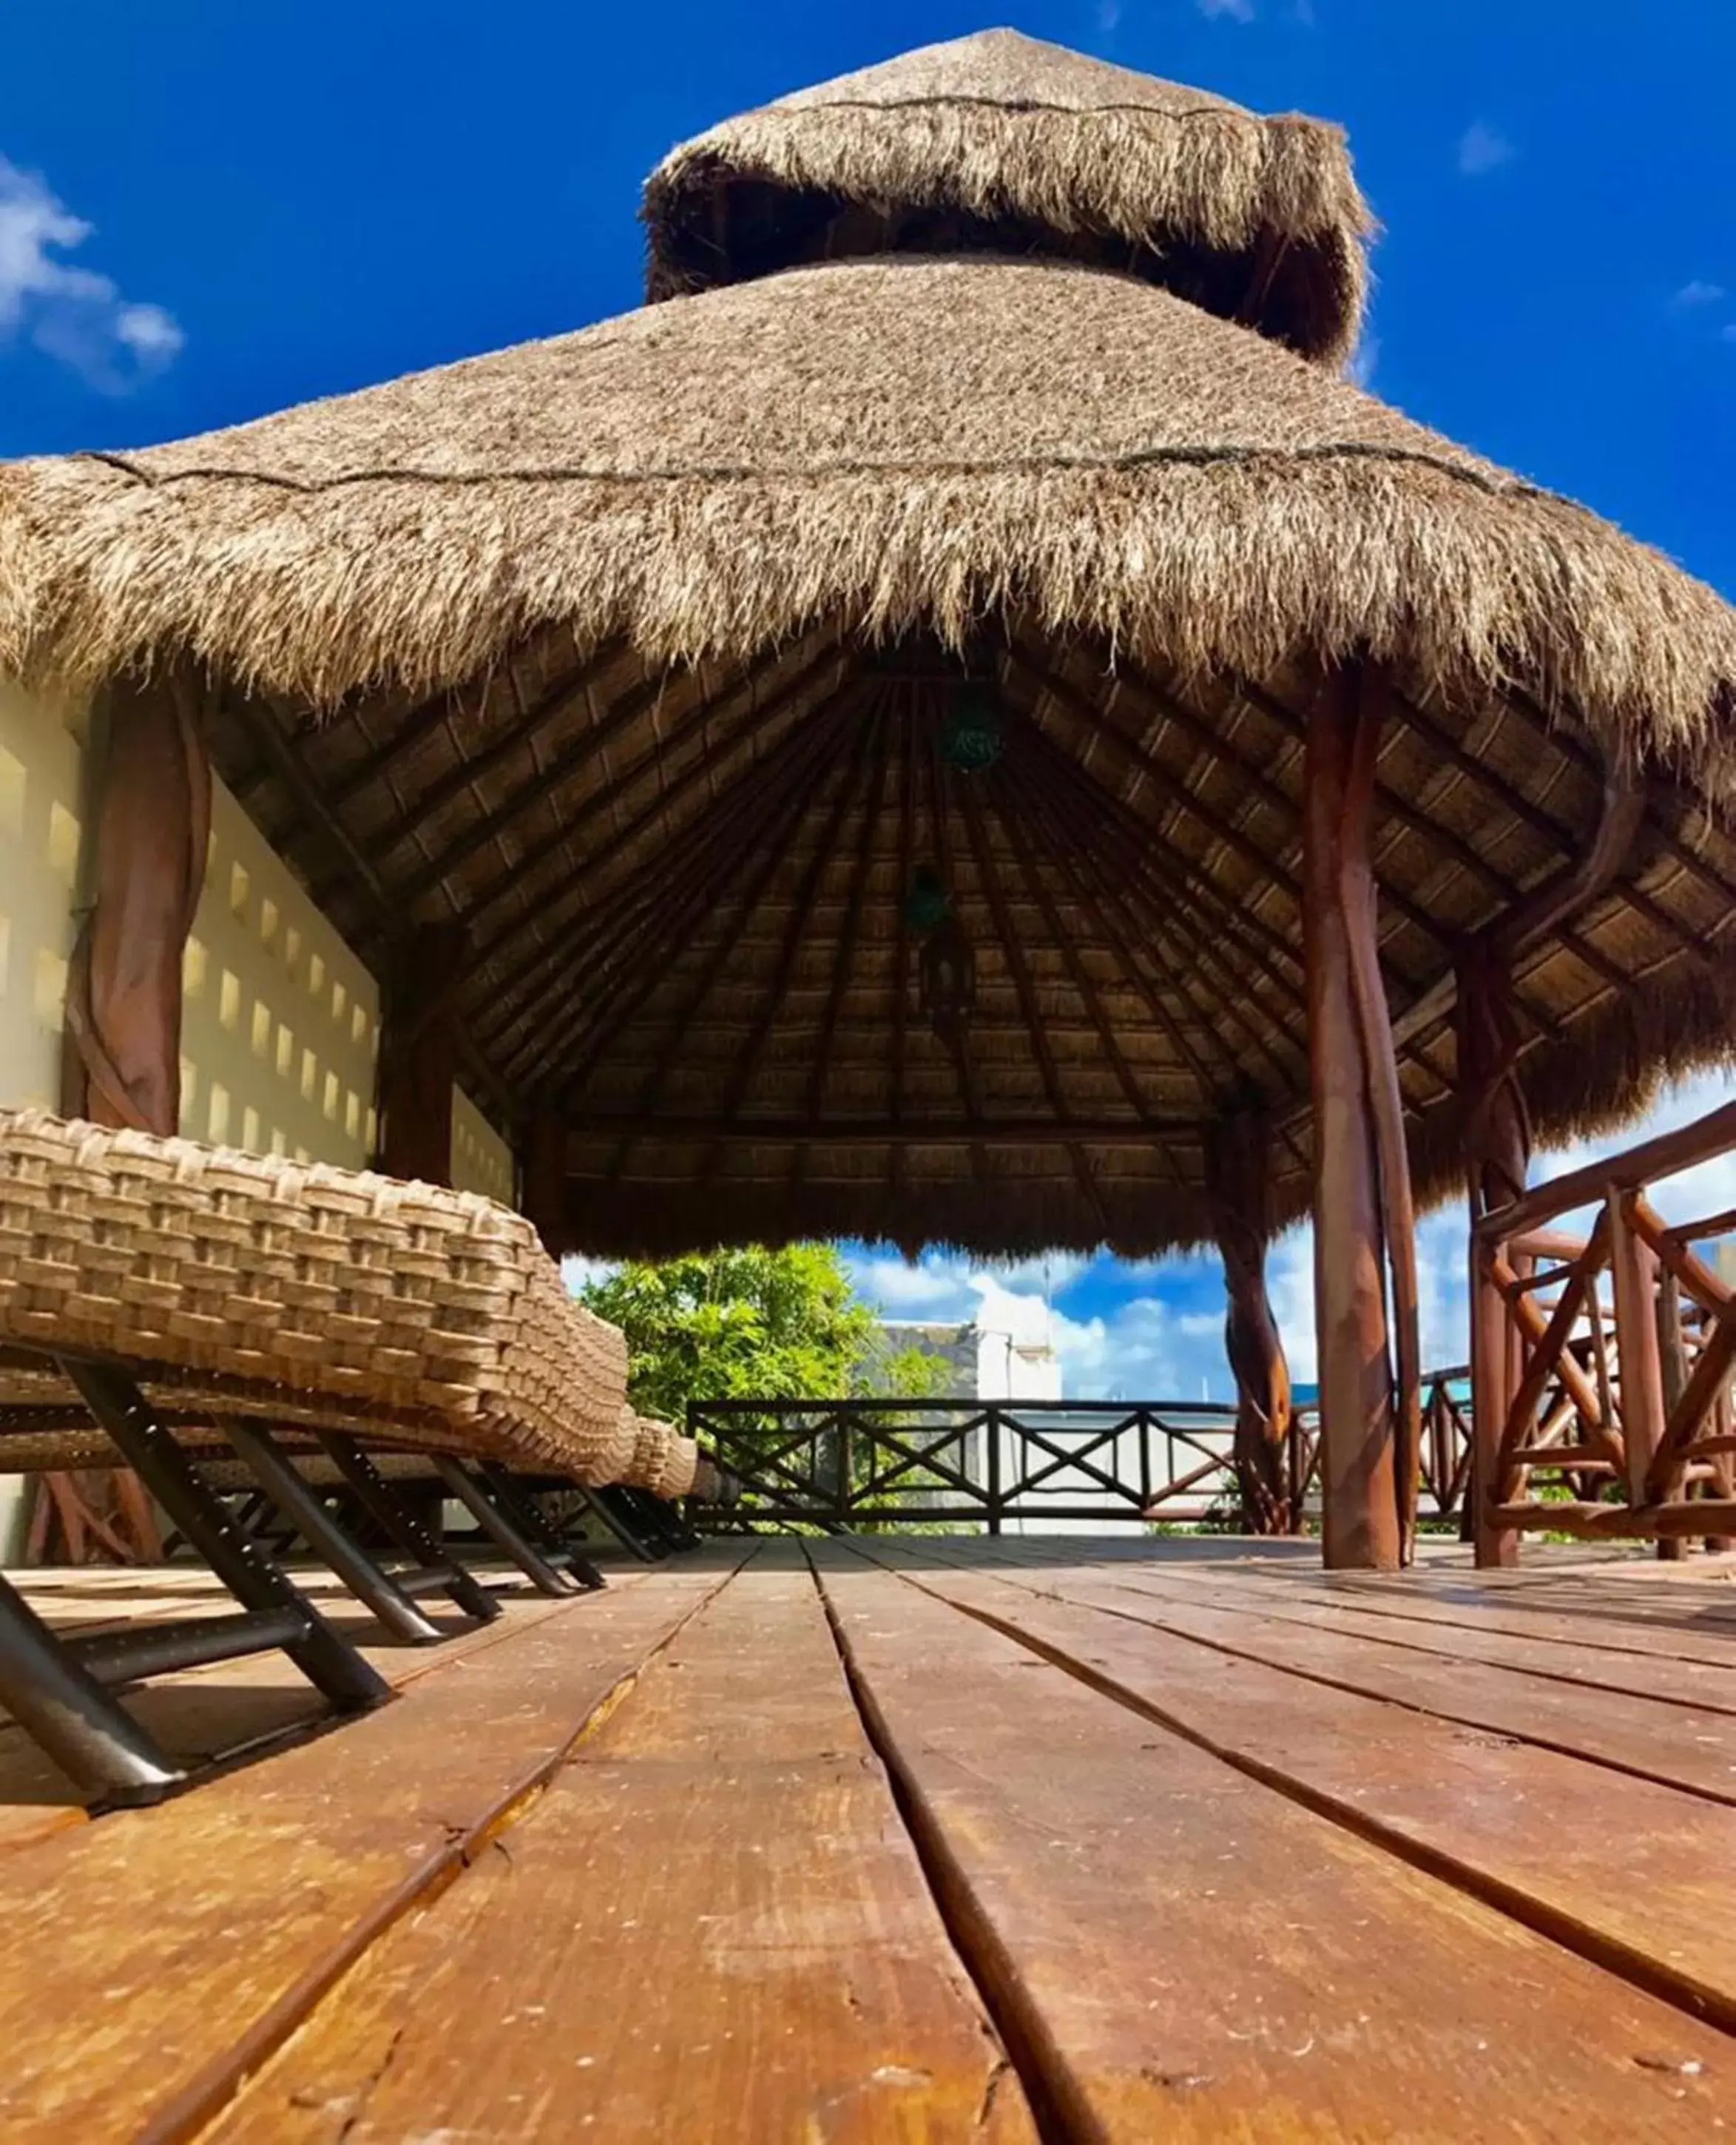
[430,1458,583,1595]
[479,1467,607,1590]
[61,1360,388,1713]
[223,1421,446,1646]
[585,1484,663,1564]
[316,1434,501,1624]
[0,1571,186,1807]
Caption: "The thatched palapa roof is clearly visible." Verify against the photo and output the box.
[2,34,1735,1262]
[642,28,1374,365]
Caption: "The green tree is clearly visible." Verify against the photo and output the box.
[578,1243,939,1422]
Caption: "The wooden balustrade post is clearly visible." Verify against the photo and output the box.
[1655,1272,1691,1561]
[1302,663,1414,1572]
[1205,1111,1293,1534]
[1456,947,1530,1568]
[519,1108,570,1254]
[1608,1188,1669,1538]
[375,923,467,1188]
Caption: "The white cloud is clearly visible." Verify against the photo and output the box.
[1674,280,1726,308]
[1097,0,1122,31]
[1198,0,1257,19]
[1345,332,1380,390]
[561,1254,619,1296]
[1723,325,1736,346]
[1456,122,1515,178]
[0,154,181,391]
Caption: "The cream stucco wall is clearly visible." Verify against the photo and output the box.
[179,775,380,1169]
[452,1084,514,1206]
[0,680,87,1557]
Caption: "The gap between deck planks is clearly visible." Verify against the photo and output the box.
[808,1548,1727,2139]
[0,1554,743,2144]
[946,1551,1736,1803]
[203,1555,1036,2145]
[0,1567,626,1854]
[1084,1557,1736,1691]
[852,1540,1736,2038]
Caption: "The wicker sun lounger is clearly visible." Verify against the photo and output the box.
[0,1108,631,1805]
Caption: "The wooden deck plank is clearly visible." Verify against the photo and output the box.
[967,1561,1736,1805]
[868,1546,1736,2031]
[0,1558,737,2144]
[207,1560,1034,2145]
[810,1555,1726,2139]
[1082,1561,1736,1716]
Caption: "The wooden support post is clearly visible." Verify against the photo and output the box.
[375,923,467,1187]
[51,685,208,1567]
[519,1108,570,1256]
[64,685,210,1135]
[1655,1272,1691,1561]
[1456,947,1530,1569]
[1302,664,1412,1572]
[1205,1112,1293,1534]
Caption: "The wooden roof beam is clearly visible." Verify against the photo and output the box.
[956,753,1111,1234]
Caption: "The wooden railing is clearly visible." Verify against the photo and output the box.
[688,1399,1244,1532]
[692,1384,1477,1536]
[1289,1367,1472,1524]
[1473,1098,1736,1559]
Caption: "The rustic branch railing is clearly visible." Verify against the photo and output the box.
[1289,1366,1471,1524]
[1472,1098,1736,1564]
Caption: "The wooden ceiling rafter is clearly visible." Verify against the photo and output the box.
[888,689,918,1202]
[515,695,854,1101]
[583,691,874,1163]
[467,645,848,1056]
[955,751,1111,1234]
[1012,655,1311,990]
[692,692,888,1191]
[1497,683,1736,912]
[1012,714,1312,1061]
[794,684,898,1193]
[924,702,988,1180]
[331,660,601,910]
[1004,745,1312,1166]
[996,751,1219,1129]
[386,650,751,922]
[1386,685,1707,962]
[991,752,1186,1195]
[537,683,870,1106]
[1237,675,1615,1012]
[1010,736,1326,1155]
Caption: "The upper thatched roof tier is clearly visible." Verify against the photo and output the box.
[4,255,1733,797]
[641,28,1374,365]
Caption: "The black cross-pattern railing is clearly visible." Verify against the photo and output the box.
[693,1374,1476,1535]
[688,1398,1244,1531]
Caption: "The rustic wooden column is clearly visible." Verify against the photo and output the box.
[375,922,466,1187]
[64,686,211,1134]
[1302,663,1416,1572]
[1456,947,1530,1568]
[519,1108,570,1255]
[51,685,209,1566]
[1205,1112,1292,1533]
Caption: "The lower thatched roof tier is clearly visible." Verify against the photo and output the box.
[4,254,1736,1258]
[641,28,1373,366]
[4,257,1733,786]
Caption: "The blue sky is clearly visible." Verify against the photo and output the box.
[5,1,1733,1394]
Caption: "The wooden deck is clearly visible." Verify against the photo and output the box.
[2,1536,1734,2141]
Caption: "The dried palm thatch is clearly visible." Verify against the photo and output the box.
[3,121,1735,1261]
[4,257,1733,783]
[642,28,1373,365]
